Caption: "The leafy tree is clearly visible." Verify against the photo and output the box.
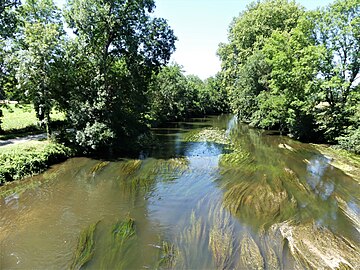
[148,64,191,124]
[0,0,21,132]
[201,74,229,114]
[311,0,360,141]
[62,0,176,152]
[257,18,323,139]
[218,0,304,123]
[0,0,20,38]
[14,0,64,136]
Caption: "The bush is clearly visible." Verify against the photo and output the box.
[0,141,75,184]
[337,128,360,154]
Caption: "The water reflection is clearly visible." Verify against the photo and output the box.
[306,155,335,200]
[0,115,359,269]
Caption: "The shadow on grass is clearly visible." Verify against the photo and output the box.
[0,120,68,140]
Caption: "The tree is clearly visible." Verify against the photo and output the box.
[0,0,21,132]
[311,0,360,141]
[218,0,304,123]
[148,64,191,124]
[201,74,229,115]
[257,18,323,139]
[14,0,64,136]
[62,0,176,152]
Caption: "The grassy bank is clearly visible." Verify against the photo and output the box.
[0,140,75,184]
[0,104,66,140]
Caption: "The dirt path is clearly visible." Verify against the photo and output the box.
[0,133,47,147]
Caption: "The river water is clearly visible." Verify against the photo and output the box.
[1,115,359,269]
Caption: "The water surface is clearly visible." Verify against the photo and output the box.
[1,115,359,269]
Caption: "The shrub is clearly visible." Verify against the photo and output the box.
[337,128,360,154]
[0,141,75,184]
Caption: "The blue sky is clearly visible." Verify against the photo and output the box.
[56,0,335,79]
[153,0,334,79]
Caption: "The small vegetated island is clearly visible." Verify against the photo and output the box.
[0,0,359,269]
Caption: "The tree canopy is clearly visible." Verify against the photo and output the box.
[218,0,359,152]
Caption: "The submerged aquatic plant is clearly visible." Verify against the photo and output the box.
[183,127,230,145]
[101,217,137,269]
[90,161,110,175]
[112,217,136,241]
[175,211,212,268]
[273,221,360,269]
[209,210,236,270]
[219,150,252,168]
[121,158,189,196]
[157,241,179,269]
[117,159,142,177]
[223,175,297,228]
[70,221,100,270]
[237,233,265,270]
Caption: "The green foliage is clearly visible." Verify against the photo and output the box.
[0,0,20,39]
[337,127,360,154]
[70,221,100,270]
[219,0,360,150]
[0,141,75,184]
[148,64,228,125]
[60,0,176,153]
[148,64,192,124]
[218,0,304,124]
[14,0,65,136]
[1,103,65,132]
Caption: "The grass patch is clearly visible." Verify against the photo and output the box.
[1,104,65,133]
[70,221,100,270]
[0,140,75,184]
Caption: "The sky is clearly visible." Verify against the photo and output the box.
[153,0,335,79]
[56,0,336,79]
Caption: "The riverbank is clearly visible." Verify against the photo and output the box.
[0,140,75,184]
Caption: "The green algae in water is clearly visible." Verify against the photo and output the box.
[90,161,110,175]
[121,158,189,195]
[117,159,142,177]
[272,221,360,269]
[157,241,179,269]
[70,221,100,270]
[112,217,136,241]
[222,174,298,229]
[208,210,236,270]
[101,217,137,269]
[238,233,265,270]
[183,127,230,145]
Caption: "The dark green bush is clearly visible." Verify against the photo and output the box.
[337,128,360,154]
[0,142,75,184]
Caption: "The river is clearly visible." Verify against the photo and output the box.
[1,115,359,269]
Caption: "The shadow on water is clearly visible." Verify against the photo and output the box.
[0,114,359,269]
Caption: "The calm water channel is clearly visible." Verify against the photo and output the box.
[1,115,359,269]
